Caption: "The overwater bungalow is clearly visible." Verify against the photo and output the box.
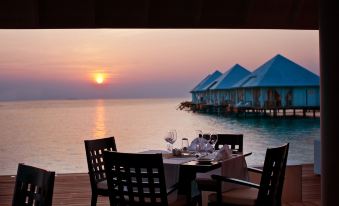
[2,1,336,204]
[188,54,320,116]
[232,54,320,109]
[204,64,251,106]
[190,70,222,104]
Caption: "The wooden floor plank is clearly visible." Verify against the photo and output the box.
[0,164,320,206]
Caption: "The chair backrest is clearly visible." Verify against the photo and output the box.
[84,137,117,190]
[256,143,289,206]
[215,134,243,153]
[12,163,55,206]
[103,151,168,206]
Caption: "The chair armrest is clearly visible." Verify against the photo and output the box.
[247,167,263,174]
[243,152,252,157]
[211,175,260,189]
[167,183,179,195]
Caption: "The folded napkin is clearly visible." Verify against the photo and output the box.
[196,155,249,192]
[220,155,249,191]
[188,138,213,152]
[214,145,232,161]
[187,137,200,150]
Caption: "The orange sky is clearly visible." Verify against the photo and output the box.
[0,29,319,100]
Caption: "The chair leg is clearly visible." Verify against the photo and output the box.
[197,194,203,206]
[191,194,202,206]
[91,192,98,206]
[207,202,218,206]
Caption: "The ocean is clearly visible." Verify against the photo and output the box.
[0,98,320,175]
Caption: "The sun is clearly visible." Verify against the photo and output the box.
[95,73,105,84]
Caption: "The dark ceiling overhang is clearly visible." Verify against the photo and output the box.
[0,0,318,30]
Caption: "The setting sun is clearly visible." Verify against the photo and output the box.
[95,73,105,84]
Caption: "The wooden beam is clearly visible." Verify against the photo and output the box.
[0,0,318,29]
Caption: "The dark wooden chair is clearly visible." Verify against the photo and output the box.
[208,143,289,206]
[197,134,245,197]
[84,137,117,206]
[12,163,55,206]
[215,134,244,153]
[103,151,186,206]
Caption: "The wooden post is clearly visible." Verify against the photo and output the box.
[320,1,339,203]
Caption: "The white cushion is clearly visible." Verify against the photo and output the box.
[97,180,108,190]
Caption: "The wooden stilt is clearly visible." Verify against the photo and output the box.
[273,109,277,117]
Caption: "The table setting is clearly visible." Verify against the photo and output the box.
[162,129,235,165]
[141,130,250,204]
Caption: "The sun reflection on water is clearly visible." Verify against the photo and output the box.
[93,100,107,138]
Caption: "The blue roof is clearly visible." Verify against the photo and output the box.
[208,64,251,90]
[233,54,320,88]
[190,70,222,92]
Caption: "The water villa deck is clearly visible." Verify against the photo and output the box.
[179,102,320,118]
[0,164,320,206]
[187,55,320,118]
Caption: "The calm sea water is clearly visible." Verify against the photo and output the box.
[0,98,320,175]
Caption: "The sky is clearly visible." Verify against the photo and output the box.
[0,29,319,101]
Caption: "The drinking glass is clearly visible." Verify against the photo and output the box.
[181,138,189,152]
[170,129,177,144]
[164,131,172,151]
[210,134,219,153]
[195,130,204,156]
[203,133,211,154]
[195,130,203,146]
[164,130,177,151]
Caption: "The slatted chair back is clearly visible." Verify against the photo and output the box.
[215,134,243,153]
[104,151,168,206]
[12,163,55,206]
[256,143,289,206]
[84,137,117,192]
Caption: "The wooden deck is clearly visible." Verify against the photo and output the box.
[181,102,320,119]
[0,164,320,206]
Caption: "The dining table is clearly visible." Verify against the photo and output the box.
[178,157,221,205]
[140,150,249,206]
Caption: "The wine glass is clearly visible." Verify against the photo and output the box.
[170,129,177,144]
[210,133,218,153]
[203,133,211,154]
[195,130,203,139]
[195,130,203,146]
[194,130,204,156]
[164,131,172,151]
[164,130,177,152]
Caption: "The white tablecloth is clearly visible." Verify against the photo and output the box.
[140,150,249,199]
[139,150,198,202]
[139,150,196,188]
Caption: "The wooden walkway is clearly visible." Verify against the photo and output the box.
[180,102,320,119]
[0,164,320,206]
